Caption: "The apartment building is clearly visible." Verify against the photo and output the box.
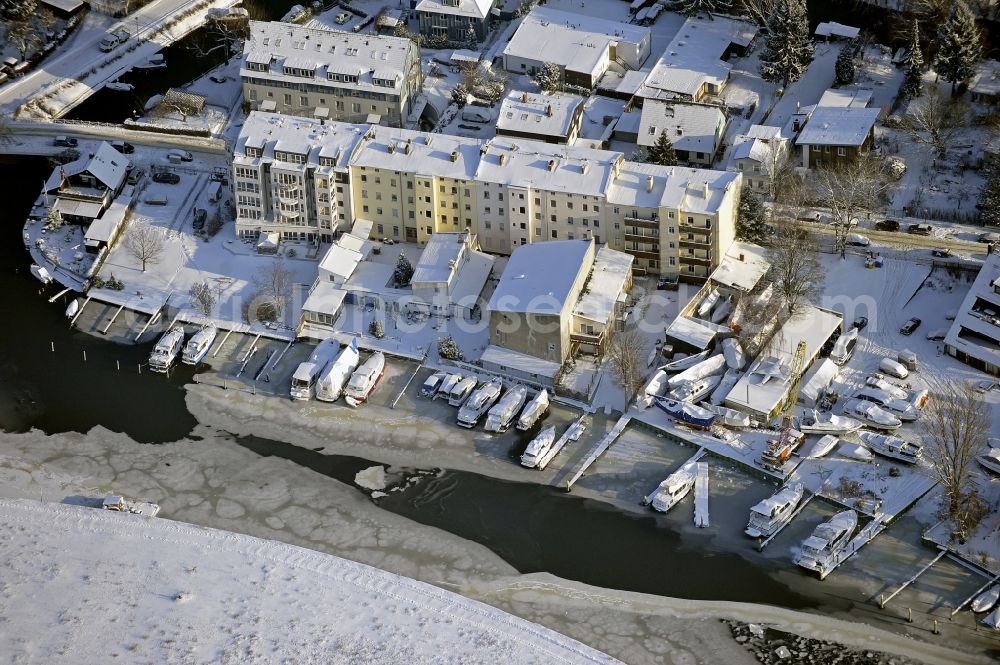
[945,251,1000,376]
[241,21,422,127]
[231,112,366,242]
[415,0,496,42]
[233,112,742,279]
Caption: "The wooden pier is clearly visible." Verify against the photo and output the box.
[538,415,586,471]
[565,415,631,490]
[694,462,709,528]
[880,549,947,607]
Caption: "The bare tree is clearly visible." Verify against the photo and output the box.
[251,258,292,322]
[920,381,991,536]
[186,9,252,65]
[772,160,812,215]
[732,0,775,26]
[812,157,890,258]
[764,222,823,317]
[6,20,43,60]
[189,280,217,317]
[606,329,646,403]
[125,220,166,272]
[904,92,967,159]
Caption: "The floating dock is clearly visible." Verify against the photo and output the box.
[565,415,631,490]
[539,415,586,471]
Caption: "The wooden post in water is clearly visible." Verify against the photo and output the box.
[907,608,912,623]
[83,350,86,362]
[50,341,54,352]
[933,619,939,635]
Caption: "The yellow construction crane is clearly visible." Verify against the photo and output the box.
[761,340,809,471]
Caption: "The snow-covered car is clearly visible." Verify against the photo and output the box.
[907,223,932,236]
[192,208,207,230]
[925,329,947,341]
[152,171,180,184]
[875,219,900,232]
[168,149,193,162]
[846,233,870,246]
[53,136,77,148]
[209,74,228,83]
[126,167,144,185]
[335,12,351,23]
[899,317,921,335]
[111,140,134,154]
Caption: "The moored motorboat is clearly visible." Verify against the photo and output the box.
[648,459,699,513]
[745,482,804,538]
[448,376,478,407]
[344,351,385,407]
[981,607,1000,630]
[857,430,922,464]
[799,434,839,459]
[795,510,858,574]
[702,403,751,428]
[181,324,217,365]
[972,585,1000,613]
[838,441,874,461]
[659,350,710,373]
[457,378,503,428]
[638,369,668,409]
[520,425,557,468]
[842,399,902,430]
[797,410,862,435]
[865,375,908,400]
[290,338,340,401]
[148,326,185,373]
[516,389,549,430]
[668,373,722,403]
[30,264,53,284]
[421,372,445,397]
[65,299,79,318]
[853,387,920,421]
[667,353,726,389]
[315,338,361,402]
[106,81,134,91]
[484,383,528,433]
[722,337,746,370]
[709,368,740,405]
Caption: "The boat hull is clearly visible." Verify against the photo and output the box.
[345,370,383,407]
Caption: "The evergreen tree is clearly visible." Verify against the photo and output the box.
[1,0,36,22]
[393,251,414,286]
[735,189,770,244]
[758,0,814,89]
[835,45,856,86]
[535,62,562,93]
[437,336,464,361]
[368,319,385,339]
[672,0,730,16]
[647,131,678,166]
[899,19,924,100]
[464,22,477,48]
[936,0,982,94]
[980,161,1000,227]
[451,83,468,108]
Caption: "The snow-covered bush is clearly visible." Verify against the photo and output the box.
[369,319,385,339]
[438,336,463,361]
[885,157,906,180]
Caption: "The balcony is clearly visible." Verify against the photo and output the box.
[679,222,712,234]
[624,214,659,228]
[571,330,604,345]
[679,237,711,249]
[680,254,712,267]
[625,248,660,260]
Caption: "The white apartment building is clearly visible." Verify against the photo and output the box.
[233,111,742,279]
[241,21,422,127]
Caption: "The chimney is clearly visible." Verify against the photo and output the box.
[404,142,411,155]
[547,159,556,172]
[450,150,458,162]
[646,176,654,192]
[738,253,745,262]
[546,104,552,117]
[703,183,709,196]
[499,153,507,165]
[580,162,588,174]
[388,143,395,154]
[522,91,528,102]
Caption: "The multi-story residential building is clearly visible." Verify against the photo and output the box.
[502,6,650,89]
[495,90,586,144]
[727,125,791,195]
[232,112,742,280]
[415,0,496,42]
[945,251,1000,376]
[241,21,422,127]
[636,100,727,166]
[43,141,129,225]
[231,112,365,242]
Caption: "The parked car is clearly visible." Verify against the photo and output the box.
[931,248,952,258]
[111,140,135,154]
[975,379,999,393]
[846,233,870,247]
[53,136,77,148]
[925,329,947,341]
[152,171,180,184]
[899,317,922,335]
[875,219,900,232]
[208,74,228,83]
[907,223,932,236]
[192,207,207,230]
[852,316,868,330]
[168,149,193,162]
[126,167,144,185]
[334,12,351,23]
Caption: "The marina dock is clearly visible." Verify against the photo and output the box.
[539,415,586,471]
[694,462,709,528]
[565,415,631,490]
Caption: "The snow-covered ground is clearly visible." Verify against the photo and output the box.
[0,498,617,664]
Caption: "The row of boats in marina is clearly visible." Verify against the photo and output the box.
[148,324,218,373]
[290,337,385,406]
[420,371,551,433]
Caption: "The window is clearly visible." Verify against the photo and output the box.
[393,226,399,236]
[837,147,847,156]
[550,214,556,222]
[535,228,541,236]
[551,230,558,238]
[377,223,384,234]
[484,191,490,200]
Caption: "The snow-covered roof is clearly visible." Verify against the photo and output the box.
[815,22,860,39]
[817,88,872,109]
[710,241,770,292]
[351,218,374,238]
[971,60,1000,98]
[53,198,104,220]
[605,161,739,213]
[318,243,362,281]
[415,0,493,20]
[302,280,348,316]
[336,233,371,258]
[477,138,621,196]
[639,15,757,100]
[352,126,482,180]
[730,126,788,165]
[488,239,592,315]
[572,246,633,324]
[480,344,561,379]
[664,315,723,350]
[944,251,1000,367]
[84,189,132,247]
[725,306,843,417]
[799,357,839,406]
[40,0,84,12]
[411,232,470,285]
[448,249,494,306]
[795,107,879,147]
[242,21,413,94]
[235,112,366,172]
[503,6,649,77]
[496,90,584,139]
[637,101,726,155]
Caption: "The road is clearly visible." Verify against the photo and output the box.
[1,120,229,155]
[793,219,987,259]
[0,0,239,118]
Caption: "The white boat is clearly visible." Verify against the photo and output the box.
[711,297,732,324]
[290,338,340,401]
[344,351,385,407]
[795,510,858,574]
[316,338,361,402]
[656,397,716,428]
[564,417,587,442]
[30,264,52,284]
[866,375,908,400]
[696,288,720,318]
[722,337,746,370]
[797,410,862,435]
[520,425,557,468]
[65,299,79,318]
[838,441,874,461]
[457,378,503,428]
[516,389,549,430]
[981,607,1000,630]
[857,430,922,464]
[659,350,710,373]
[668,373,721,403]
[702,403,751,428]
[135,54,166,69]
[448,376,478,407]
[709,368,741,405]
[745,483,804,538]
[638,369,668,409]
[829,328,858,366]
[972,585,1000,613]
[106,81,134,91]
[842,399,902,430]
[181,324,217,365]
[799,434,840,459]
[648,459,698,513]
[437,373,461,399]
[484,384,528,432]
[977,448,1000,475]
[148,326,185,373]
[853,387,920,421]
[667,353,726,389]
[421,372,445,397]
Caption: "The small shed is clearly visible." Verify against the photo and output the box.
[257,232,280,254]
[814,22,860,41]
[162,88,206,116]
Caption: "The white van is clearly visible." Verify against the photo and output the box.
[144,194,168,206]
[846,233,870,247]
[207,181,223,203]
[879,357,909,379]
